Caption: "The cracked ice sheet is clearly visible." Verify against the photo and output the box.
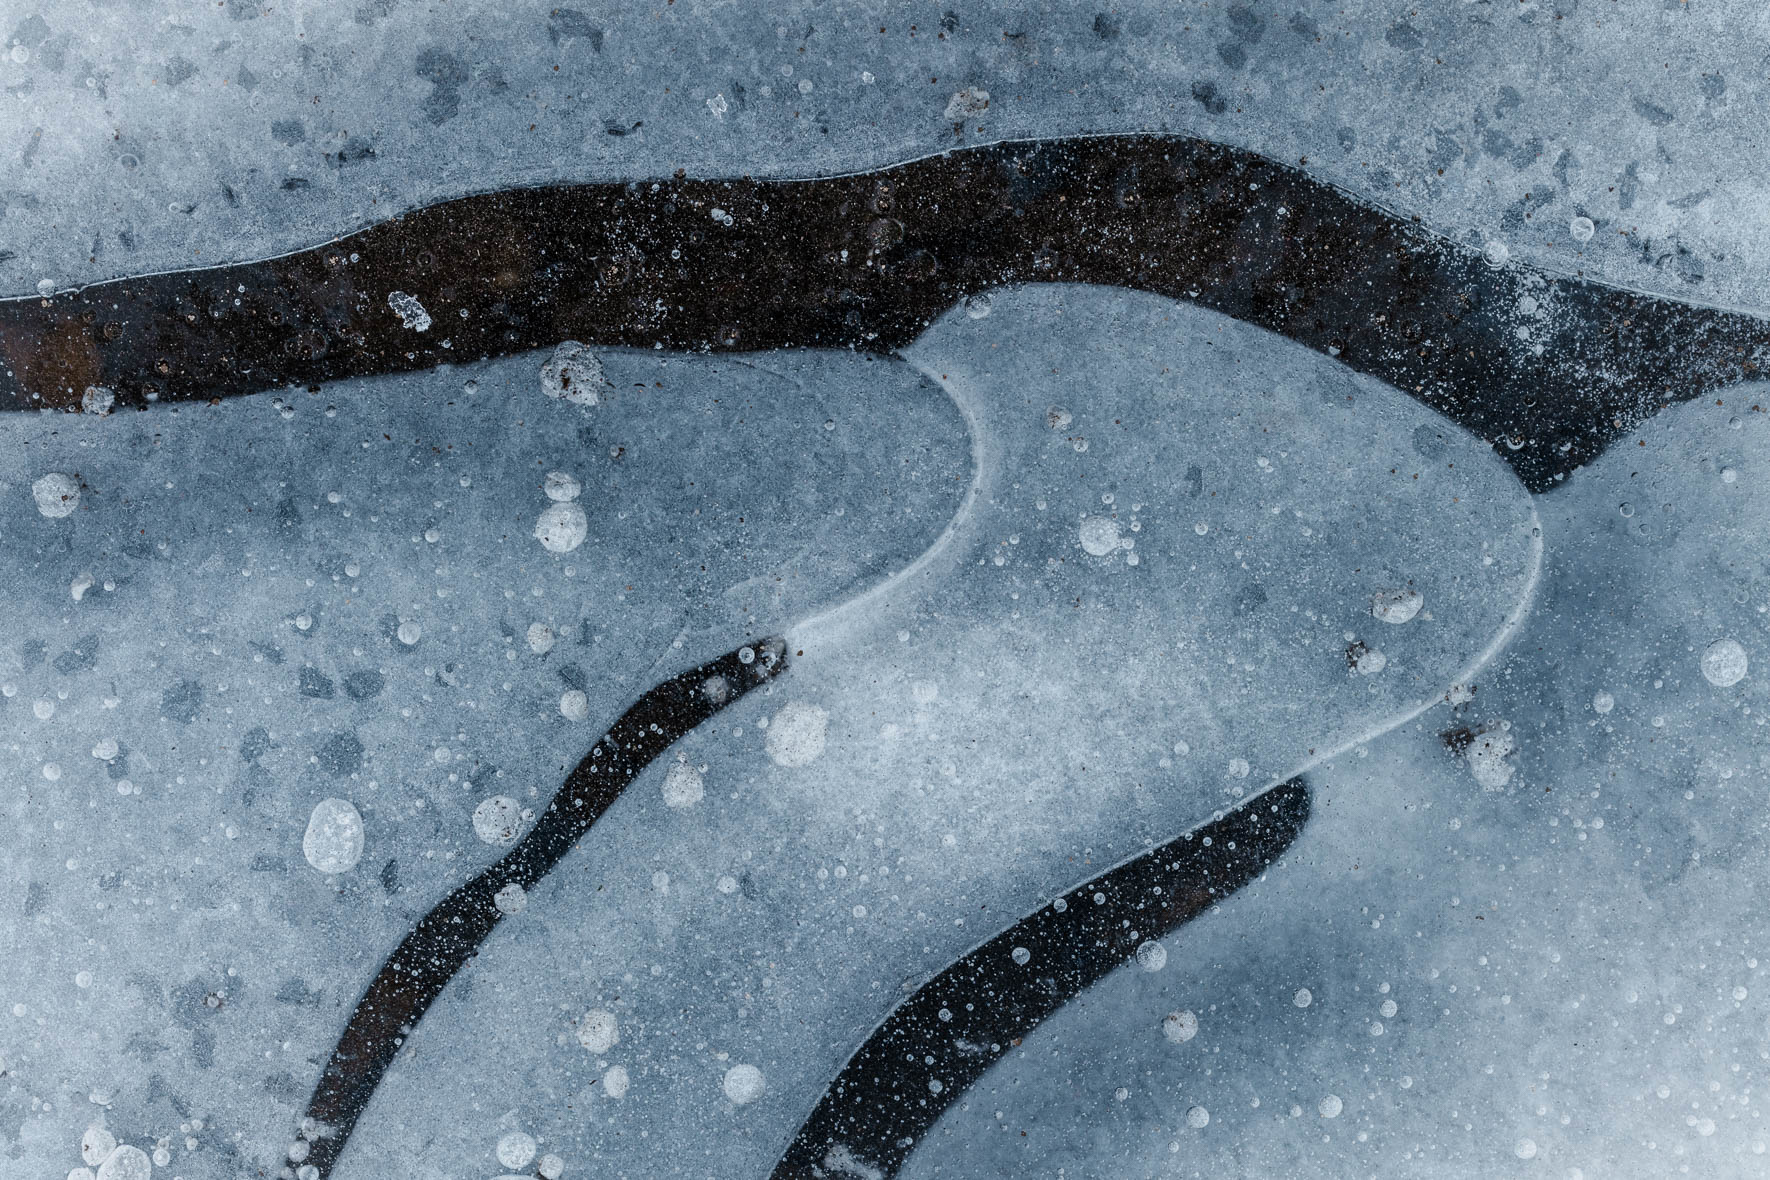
[329,286,1537,1178]
[898,391,1770,1178]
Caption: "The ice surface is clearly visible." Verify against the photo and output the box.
[4,4,1770,1179]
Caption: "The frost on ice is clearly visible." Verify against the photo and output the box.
[302,798,365,874]
[386,289,432,331]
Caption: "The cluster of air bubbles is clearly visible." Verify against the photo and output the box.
[67,1123,151,1180]
[534,466,588,554]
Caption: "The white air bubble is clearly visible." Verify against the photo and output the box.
[1079,516,1121,556]
[1162,1010,1198,1043]
[33,472,80,518]
[472,796,524,845]
[543,471,582,502]
[540,341,605,406]
[302,799,364,874]
[534,502,588,553]
[496,1131,537,1170]
[766,702,829,767]
[577,1008,619,1054]
[662,761,705,808]
[723,1063,766,1105]
[1701,638,1748,688]
[1136,940,1167,972]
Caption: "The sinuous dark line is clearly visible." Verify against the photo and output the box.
[4,136,1766,490]
[288,638,788,1180]
[770,776,1311,1180]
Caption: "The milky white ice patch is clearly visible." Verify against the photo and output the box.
[559,689,590,721]
[1078,515,1121,556]
[302,798,365,874]
[766,702,829,767]
[662,760,705,808]
[534,502,588,554]
[577,1008,619,1055]
[527,622,556,654]
[32,471,80,518]
[386,290,432,331]
[543,470,582,502]
[1162,1010,1198,1043]
[1370,588,1423,625]
[472,795,524,845]
[1135,940,1167,972]
[1318,1094,1343,1118]
[1701,638,1749,688]
[540,340,606,406]
[602,1064,631,1098]
[494,883,528,914]
[1186,1105,1210,1129]
[1293,988,1313,1008]
[1466,726,1516,790]
[723,1063,766,1105]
